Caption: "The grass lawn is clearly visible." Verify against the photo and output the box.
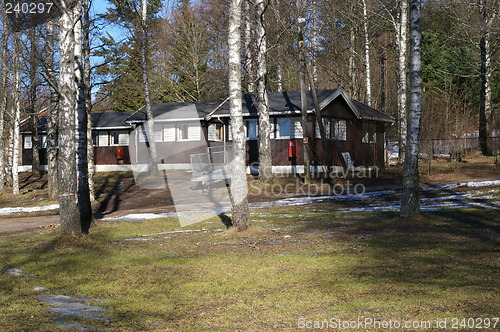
[1,206,499,331]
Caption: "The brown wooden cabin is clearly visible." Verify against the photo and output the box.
[127,88,394,171]
[20,88,393,173]
[20,111,134,168]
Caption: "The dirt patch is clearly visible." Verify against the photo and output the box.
[0,153,498,236]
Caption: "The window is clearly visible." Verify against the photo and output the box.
[336,120,347,141]
[315,118,347,141]
[154,125,163,142]
[138,127,148,143]
[177,122,201,141]
[163,124,176,142]
[98,132,109,146]
[276,118,302,139]
[208,123,223,141]
[110,131,129,146]
[179,124,189,140]
[315,118,332,139]
[40,135,47,149]
[362,122,376,143]
[245,119,258,140]
[24,135,32,149]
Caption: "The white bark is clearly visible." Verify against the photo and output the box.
[396,0,408,163]
[311,0,319,88]
[478,0,497,155]
[229,0,250,231]
[0,11,8,192]
[46,21,59,200]
[362,0,372,107]
[84,0,94,201]
[58,0,82,234]
[243,0,255,93]
[401,0,422,217]
[141,0,159,174]
[12,32,21,195]
[256,0,272,182]
[276,61,283,92]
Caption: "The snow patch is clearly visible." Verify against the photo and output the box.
[0,204,59,216]
[102,212,177,221]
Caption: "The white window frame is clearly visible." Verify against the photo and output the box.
[24,135,32,149]
[245,119,258,140]
[208,123,223,141]
[276,117,303,139]
[177,122,201,142]
[40,135,47,149]
[110,130,130,146]
[98,131,109,146]
[316,118,332,139]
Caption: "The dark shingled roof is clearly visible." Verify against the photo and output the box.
[91,111,134,128]
[127,101,224,122]
[125,89,394,124]
[21,89,394,133]
[352,100,394,123]
[21,111,134,133]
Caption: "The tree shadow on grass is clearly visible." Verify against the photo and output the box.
[93,174,134,219]
[302,208,499,315]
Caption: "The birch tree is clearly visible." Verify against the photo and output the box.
[256,0,272,182]
[28,28,41,178]
[12,31,21,195]
[401,0,422,217]
[478,0,498,155]
[243,0,255,94]
[75,3,92,233]
[229,0,250,231]
[396,0,408,163]
[57,0,84,235]
[361,0,372,107]
[0,10,9,193]
[141,0,159,175]
[46,20,59,200]
[83,0,95,201]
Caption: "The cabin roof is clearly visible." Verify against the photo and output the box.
[21,89,394,134]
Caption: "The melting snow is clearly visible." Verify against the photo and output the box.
[0,204,59,216]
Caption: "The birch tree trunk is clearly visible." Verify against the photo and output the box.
[256,0,272,182]
[243,0,255,94]
[401,0,422,218]
[311,0,319,88]
[396,0,408,164]
[348,26,358,100]
[299,20,311,184]
[46,21,59,200]
[58,0,83,235]
[12,31,21,195]
[141,0,159,175]
[29,29,41,178]
[276,60,283,92]
[83,0,95,201]
[75,4,92,233]
[478,0,496,156]
[229,0,250,231]
[362,0,372,107]
[0,11,8,193]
